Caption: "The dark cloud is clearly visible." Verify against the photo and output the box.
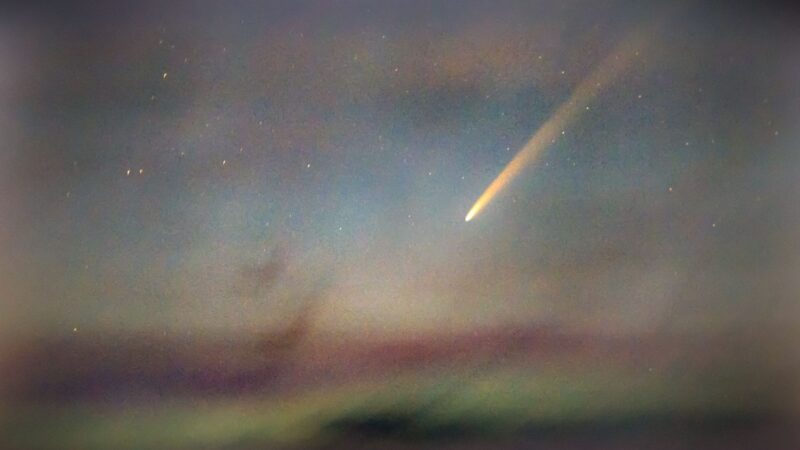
[240,244,289,293]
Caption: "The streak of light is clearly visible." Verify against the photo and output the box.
[465,29,649,222]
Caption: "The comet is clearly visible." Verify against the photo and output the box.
[464,29,650,222]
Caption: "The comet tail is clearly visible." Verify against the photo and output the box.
[464,30,648,222]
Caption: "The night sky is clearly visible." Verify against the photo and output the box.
[2,0,799,340]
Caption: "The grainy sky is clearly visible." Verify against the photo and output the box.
[2,0,798,338]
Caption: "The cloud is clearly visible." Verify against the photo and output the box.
[239,244,288,294]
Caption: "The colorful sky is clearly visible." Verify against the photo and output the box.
[2,0,799,339]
